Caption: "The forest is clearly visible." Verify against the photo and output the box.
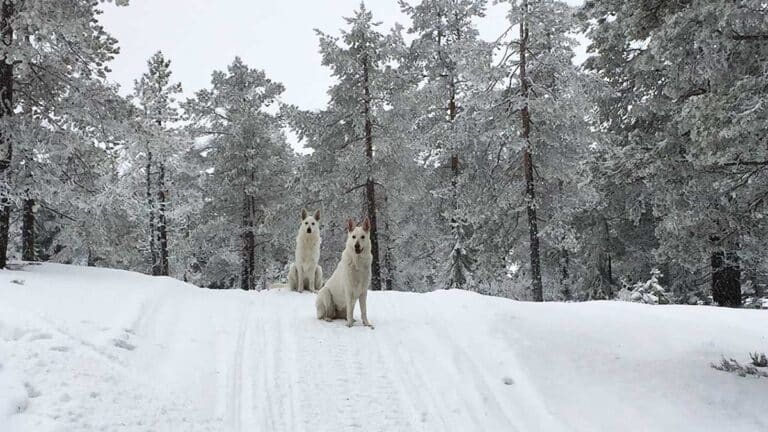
[0,0,766,307]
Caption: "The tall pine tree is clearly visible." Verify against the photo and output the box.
[399,0,492,290]
[186,58,294,290]
[132,51,183,276]
[289,3,402,290]
[0,0,128,267]
[582,0,768,305]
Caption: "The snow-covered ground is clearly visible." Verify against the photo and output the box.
[1,263,766,432]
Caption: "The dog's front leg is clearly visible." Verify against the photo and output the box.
[346,292,356,327]
[296,267,304,292]
[359,290,374,329]
[308,266,315,292]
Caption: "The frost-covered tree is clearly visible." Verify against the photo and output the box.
[185,58,295,290]
[0,0,128,268]
[476,0,598,301]
[131,51,183,276]
[398,0,493,290]
[582,0,768,305]
[288,3,402,290]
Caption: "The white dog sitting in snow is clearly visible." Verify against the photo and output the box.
[288,209,323,293]
[315,217,374,328]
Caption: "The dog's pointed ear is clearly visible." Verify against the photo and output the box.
[314,209,321,221]
[301,208,307,220]
[346,218,355,232]
[362,217,370,232]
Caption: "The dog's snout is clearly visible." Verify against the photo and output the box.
[306,227,312,234]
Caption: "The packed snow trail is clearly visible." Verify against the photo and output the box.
[1,264,767,431]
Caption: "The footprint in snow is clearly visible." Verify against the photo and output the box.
[50,346,70,352]
[502,376,515,385]
[28,332,53,341]
[112,339,136,351]
[10,328,29,341]
[24,382,41,398]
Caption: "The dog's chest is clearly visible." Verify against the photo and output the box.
[345,256,371,293]
[295,237,320,265]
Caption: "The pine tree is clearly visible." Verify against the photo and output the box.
[399,0,491,290]
[0,0,128,268]
[517,0,543,301]
[582,0,768,304]
[0,0,13,267]
[132,51,183,276]
[185,58,293,290]
[289,3,402,290]
[493,0,598,300]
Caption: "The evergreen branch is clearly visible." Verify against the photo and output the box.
[39,202,78,222]
[731,31,768,41]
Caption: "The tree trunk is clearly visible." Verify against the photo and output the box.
[362,55,382,291]
[447,71,470,290]
[0,0,14,269]
[519,0,544,302]
[21,197,35,261]
[146,150,159,275]
[240,193,255,291]
[381,189,395,291]
[592,215,614,299]
[157,162,169,276]
[711,251,741,307]
[560,248,570,300]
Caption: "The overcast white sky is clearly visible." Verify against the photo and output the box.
[99,0,584,149]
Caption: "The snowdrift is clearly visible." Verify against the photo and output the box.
[1,263,766,431]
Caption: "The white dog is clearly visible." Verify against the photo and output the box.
[315,217,374,328]
[288,209,323,293]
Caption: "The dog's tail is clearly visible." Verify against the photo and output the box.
[270,282,289,290]
[314,265,324,290]
[287,263,297,291]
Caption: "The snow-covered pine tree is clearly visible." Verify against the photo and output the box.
[582,0,768,305]
[288,3,402,291]
[0,0,129,267]
[490,0,598,300]
[131,51,183,276]
[516,0,544,301]
[44,117,141,269]
[370,65,441,292]
[185,58,294,290]
[398,0,492,290]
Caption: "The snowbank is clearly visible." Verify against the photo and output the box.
[1,263,766,431]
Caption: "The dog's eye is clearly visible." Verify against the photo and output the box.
[304,222,308,224]
[361,235,365,239]
[311,222,315,226]
[352,235,356,239]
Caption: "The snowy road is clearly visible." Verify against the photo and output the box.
[1,264,767,431]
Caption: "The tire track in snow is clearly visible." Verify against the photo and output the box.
[364,302,435,431]
[422,301,566,432]
[289,310,412,431]
[422,303,529,430]
[344,339,412,432]
[258,299,293,432]
[245,292,299,432]
[277,296,304,432]
[229,302,252,431]
[371,296,452,432]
